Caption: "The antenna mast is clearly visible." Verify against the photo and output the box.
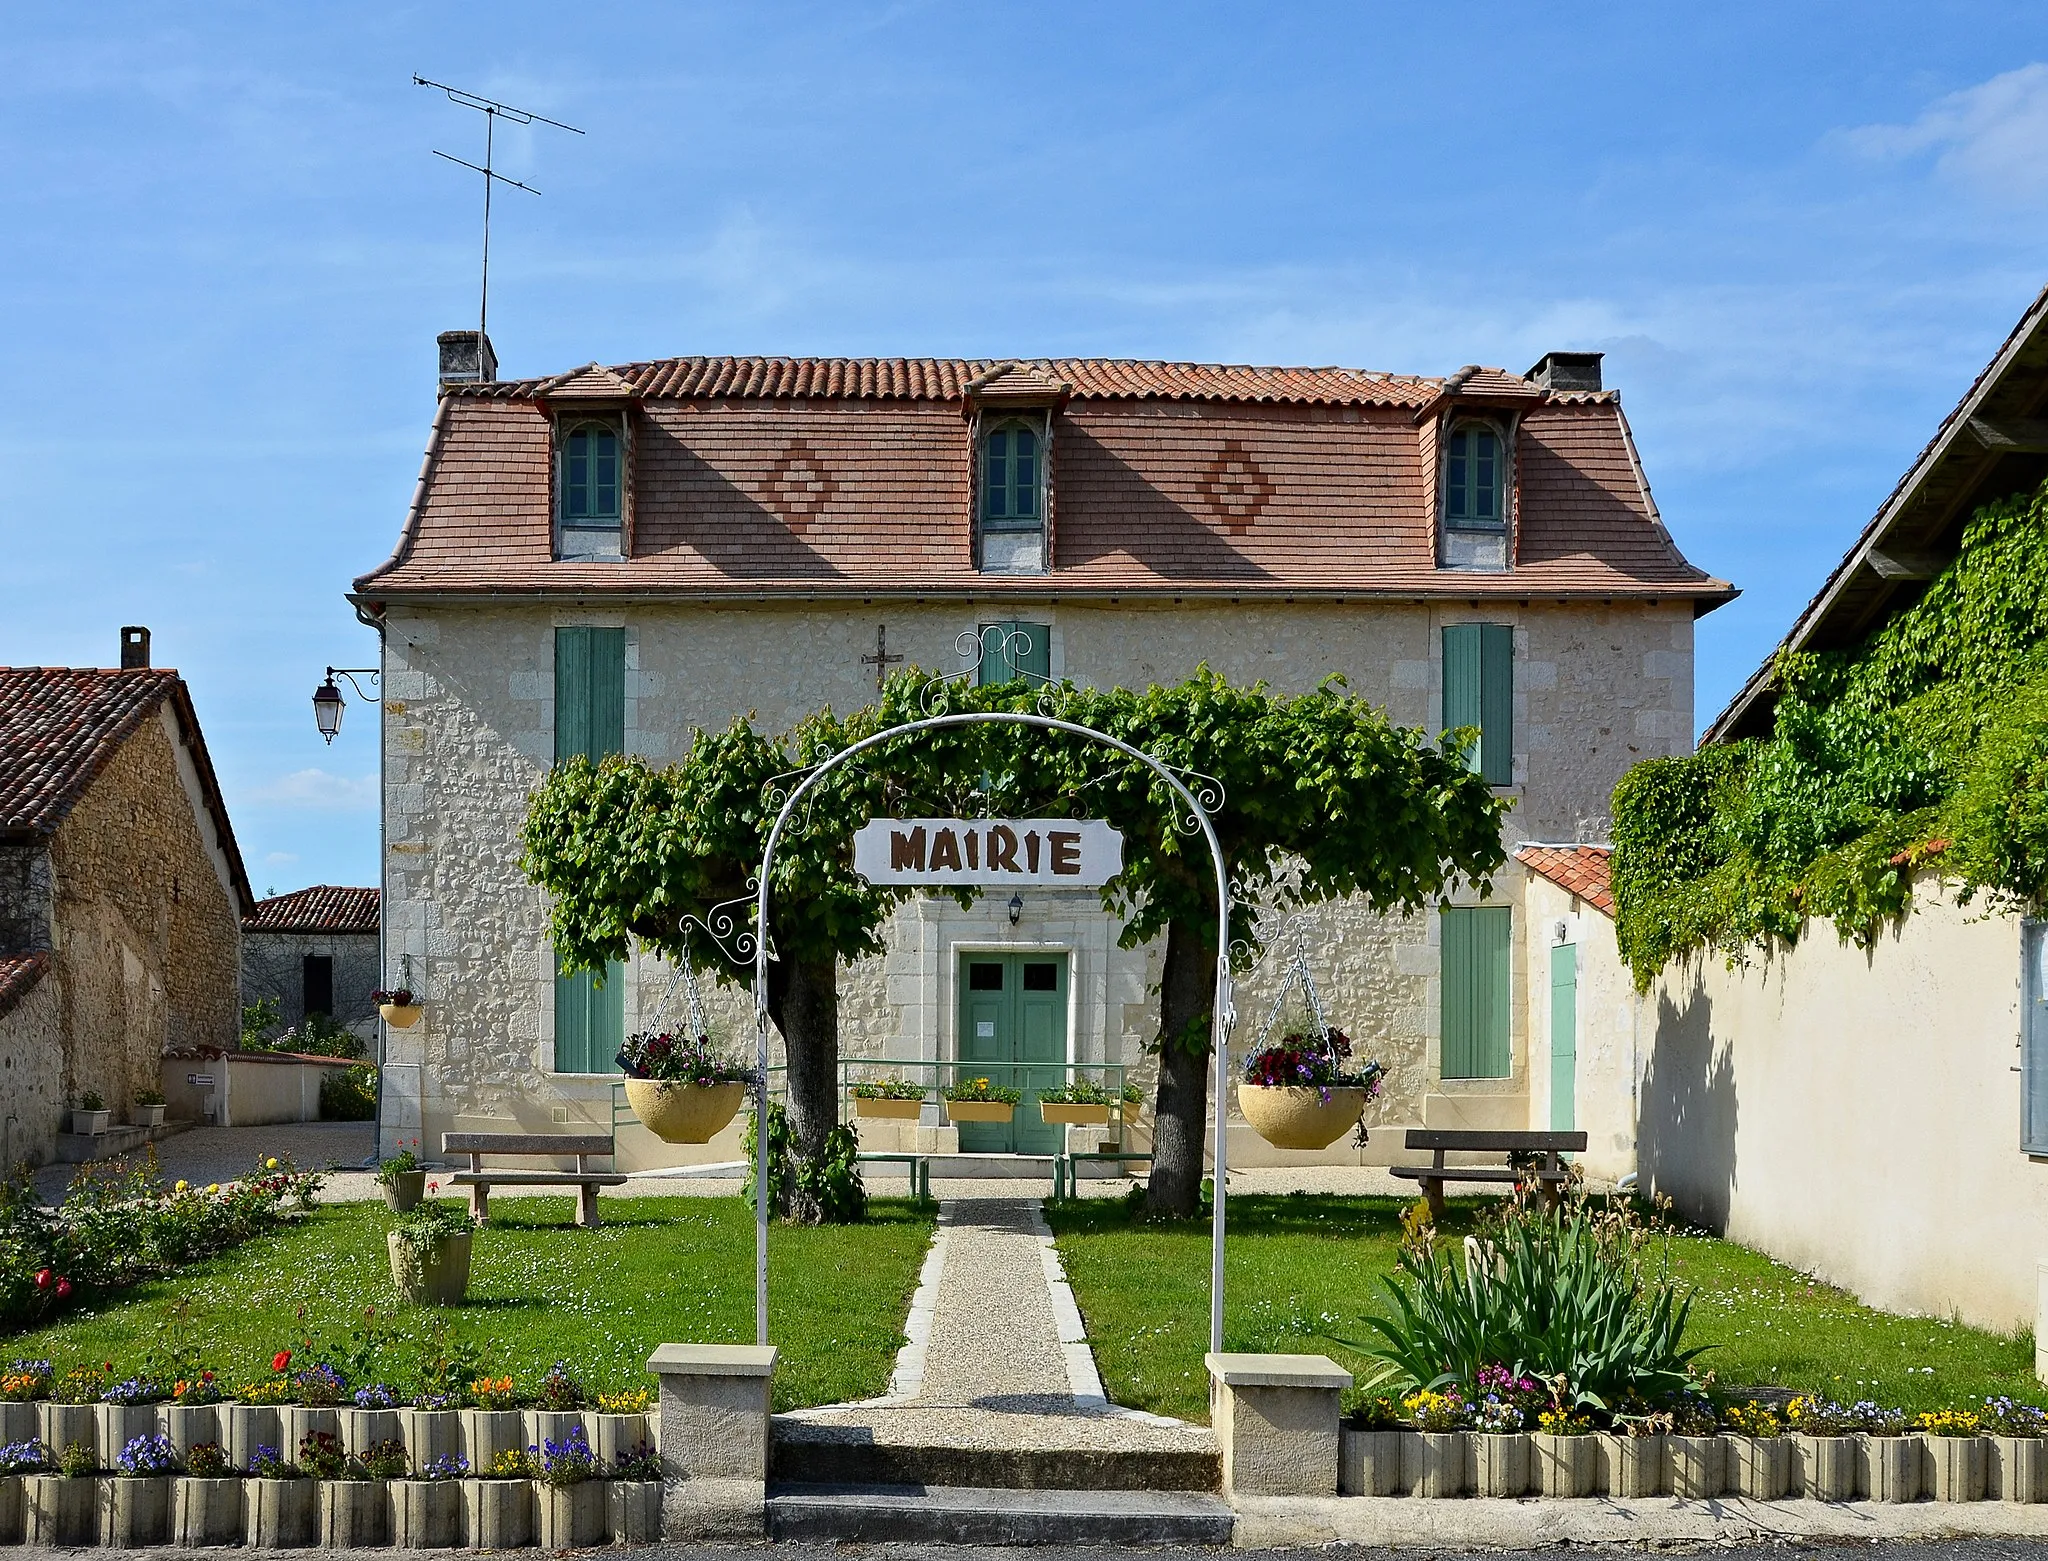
[414,75,584,345]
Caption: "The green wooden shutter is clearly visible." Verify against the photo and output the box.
[976,621,1051,686]
[553,627,627,1072]
[1442,624,1512,785]
[1442,625,1482,774]
[1441,905,1512,1079]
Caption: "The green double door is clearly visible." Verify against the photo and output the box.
[956,953,1068,1153]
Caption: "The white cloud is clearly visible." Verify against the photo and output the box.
[249,769,376,812]
[264,851,299,866]
[1844,63,2048,201]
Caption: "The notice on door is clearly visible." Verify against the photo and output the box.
[853,818,1123,887]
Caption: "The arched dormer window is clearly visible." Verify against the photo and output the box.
[978,418,1046,574]
[1440,419,1509,572]
[556,419,624,560]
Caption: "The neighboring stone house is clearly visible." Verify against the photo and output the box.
[242,885,381,1044]
[349,332,1731,1168]
[0,633,252,1163]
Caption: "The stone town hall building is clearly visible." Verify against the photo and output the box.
[349,332,1731,1172]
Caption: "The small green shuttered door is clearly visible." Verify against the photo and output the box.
[1441,904,1512,1079]
[1441,624,1514,786]
[976,622,1052,686]
[1549,942,1578,1131]
[553,627,626,1074]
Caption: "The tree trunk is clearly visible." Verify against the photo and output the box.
[1146,918,1217,1218]
[762,953,841,1223]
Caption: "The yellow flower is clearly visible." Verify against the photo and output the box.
[206,1183,219,1195]
[174,1180,188,1193]
[265,1158,278,1170]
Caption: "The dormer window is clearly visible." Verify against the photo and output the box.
[557,418,624,561]
[978,417,1046,574]
[1440,419,1509,572]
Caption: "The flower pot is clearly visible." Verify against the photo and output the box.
[944,1099,1016,1123]
[394,1478,466,1547]
[71,1108,110,1136]
[0,1400,37,1446]
[462,1407,527,1473]
[853,1096,924,1120]
[624,1077,745,1143]
[1471,1431,1531,1496]
[226,1404,282,1473]
[611,1478,661,1543]
[1795,1433,1862,1501]
[1236,1084,1367,1150]
[1339,1428,1404,1496]
[40,1402,97,1465]
[380,1002,423,1029]
[465,1477,535,1548]
[97,1401,162,1457]
[284,1405,341,1459]
[100,1473,173,1546]
[1039,1101,1114,1126]
[244,1475,316,1547]
[1121,1098,1142,1124]
[319,1477,391,1546]
[26,1475,98,1546]
[536,1478,608,1547]
[402,1407,464,1469]
[1404,1430,1467,1497]
[591,1410,652,1470]
[527,1407,587,1455]
[1670,1433,1724,1498]
[1723,1434,1791,1499]
[387,1228,472,1305]
[382,1170,427,1212]
[0,1474,22,1545]
[1532,1433,1597,1496]
[162,1402,220,1464]
[1927,1434,1986,1502]
[173,1475,245,1545]
[1864,1434,1921,1503]
[1993,1435,2047,1502]
[1597,1433,1666,1498]
[132,1104,166,1129]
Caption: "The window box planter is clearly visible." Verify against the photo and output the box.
[319,1477,390,1547]
[461,1408,527,1471]
[387,1228,472,1306]
[944,1099,1015,1124]
[464,1475,534,1548]
[1470,1431,1530,1497]
[852,1095,924,1120]
[1237,1084,1367,1151]
[1992,1435,2047,1502]
[394,1477,465,1548]
[1405,1430,1467,1497]
[40,1402,96,1465]
[1926,1434,1986,1502]
[1122,1097,1143,1125]
[611,1477,661,1544]
[100,1473,172,1546]
[536,1478,608,1547]
[1722,1434,1791,1500]
[590,1411,652,1468]
[401,1407,463,1468]
[244,1475,315,1547]
[1794,1434,1862,1501]
[162,1402,220,1464]
[97,1401,162,1455]
[1338,1428,1404,1495]
[1597,1433,1666,1498]
[1532,1432,1597,1496]
[379,1002,423,1029]
[173,1475,245,1545]
[283,1405,341,1455]
[382,1170,427,1213]
[0,1400,36,1446]
[0,1474,22,1544]
[624,1077,745,1144]
[1039,1101,1114,1127]
[26,1474,98,1547]
[1864,1433,1921,1503]
[71,1108,110,1136]
[527,1408,586,1452]
[131,1104,166,1129]
[226,1404,281,1474]
[1669,1433,1724,1498]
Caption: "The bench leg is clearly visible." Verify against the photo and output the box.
[578,1183,602,1228]
[1421,1177,1445,1224]
[468,1183,488,1224]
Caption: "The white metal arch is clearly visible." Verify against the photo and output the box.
[749,710,1236,1352]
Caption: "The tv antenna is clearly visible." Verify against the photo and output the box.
[414,75,584,345]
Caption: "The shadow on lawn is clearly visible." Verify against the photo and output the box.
[1045,1191,1493,1240]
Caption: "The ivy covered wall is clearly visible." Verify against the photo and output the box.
[1612,478,2048,987]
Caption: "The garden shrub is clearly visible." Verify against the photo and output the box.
[743,1101,866,1224]
[320,1065,377,1120]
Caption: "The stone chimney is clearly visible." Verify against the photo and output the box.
[437,329,499,388]
[1525,351,1603,392]
[119,626,151,669]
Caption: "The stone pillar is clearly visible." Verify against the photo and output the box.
[1206,1352,1351,1496]
[647,1343,777,1539]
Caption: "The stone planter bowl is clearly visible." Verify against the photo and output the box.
[1237,1084,1367,1150]
[244,1475,316,1547]
[387,1229,472,1306]
[944,1099,1015,1123]
[1039,1101,1114,1126]
[624,1078,745,1143]
[852,1096,924,1120]
[379,1002,423,1029]
[382,1170,427,1212]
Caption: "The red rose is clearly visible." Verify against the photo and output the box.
[34,1269,52,1291]
[54,1279,71,1300]
[272,1350,292,1373]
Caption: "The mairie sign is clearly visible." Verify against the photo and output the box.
[852,818,1123,887]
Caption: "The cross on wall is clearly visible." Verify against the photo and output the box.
[861,625,904,692]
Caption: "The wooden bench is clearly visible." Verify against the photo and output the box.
[441,1132,628,1228]
[1388,1129,1587,1220]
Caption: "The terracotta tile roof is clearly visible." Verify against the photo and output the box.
[243,885,380,935]
[0,953,49,1024]
[1516,844,1614,916]
[0,667,253,911]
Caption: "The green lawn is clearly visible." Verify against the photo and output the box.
[1047,1193,2043,1425]
[14,1196,933,1411]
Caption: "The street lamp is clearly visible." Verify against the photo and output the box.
[312,667,380,744]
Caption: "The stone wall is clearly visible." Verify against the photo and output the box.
[241,929,381,1038]
[1520,876,1638,1183]
[377,597,1694,1162]
[0,966,66,1167]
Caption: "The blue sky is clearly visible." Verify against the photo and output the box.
[5,4,2048,893]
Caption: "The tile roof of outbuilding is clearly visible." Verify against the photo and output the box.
[1515,844,1615,917]
[0,953,49,1024]
[244,885,380,935]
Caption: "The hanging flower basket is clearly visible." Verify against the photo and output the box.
[943,1078,1021,1124]
[618,1031,751,1144]
[1238,1028,1384,1150]
[850,1082,926,1121]
[373,989,421,1029]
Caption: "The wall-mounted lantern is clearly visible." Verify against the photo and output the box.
[311,667,380,744]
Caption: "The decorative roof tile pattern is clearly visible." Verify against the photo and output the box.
[0,953,49,1025]
[0,668,182,835]
[1515,844,1615,917]
[243,885,381,935]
